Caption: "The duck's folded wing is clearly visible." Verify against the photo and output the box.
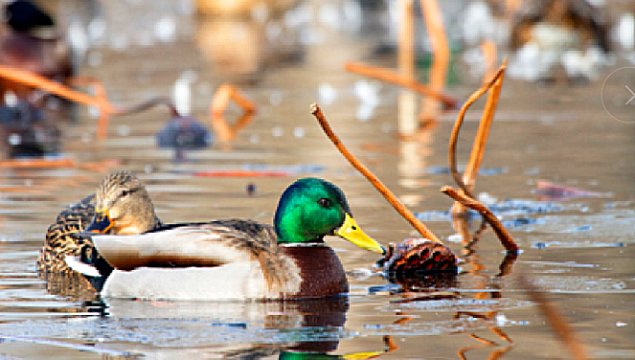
[91,222,275,270]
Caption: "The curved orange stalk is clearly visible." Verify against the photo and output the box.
[0,65,115,112]
[0,65,117,140]
[344,61,459,109]
[210,84,257,141]
[448,66,505,199]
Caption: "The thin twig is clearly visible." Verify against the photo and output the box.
[481,41,498,85]
[419,0,450,123]
[518,275,589,360]
[311,103,441,243]
[448,66,505,199]
[344,61,459,109]
[441,186,518,251]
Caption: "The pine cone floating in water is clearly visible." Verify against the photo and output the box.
[377,238,458,275]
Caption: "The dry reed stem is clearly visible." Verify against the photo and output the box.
[481,41,498,85]
[398,0,415,78]
[462,59,507,191]
[397,0,417,134]
[0,158,75,169]
[448,66,505,199]
[0,65,115,111]
[210,84,257,141]
[441,186,518,251]
[69,76,111,140]
[311,103,441,243]
[344,61,459,109]
[518,275,589,360]
[0,65,186,140]
[419,0,449,124]
[451,60,505,244]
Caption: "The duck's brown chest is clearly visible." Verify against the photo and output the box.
[279,245,348,299]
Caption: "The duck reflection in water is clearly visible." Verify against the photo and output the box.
[86,297,388,359]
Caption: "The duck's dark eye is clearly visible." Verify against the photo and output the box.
[317,198,331,208]
[121,190,130,197]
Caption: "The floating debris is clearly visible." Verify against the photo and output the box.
[532,180,610,201]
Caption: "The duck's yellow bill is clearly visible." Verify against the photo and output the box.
[335,213,386,254]
[342,350,385,359]
[85,208,114,234]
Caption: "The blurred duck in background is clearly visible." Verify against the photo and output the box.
[195,0,303,80]
[0,0,73,100]
[195,0,299,17]
[0,0,72,157]
[507,0,611,82]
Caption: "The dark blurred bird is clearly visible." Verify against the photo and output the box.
[0,0,73,100]
[156,115,212,162]
[5,0,54,32]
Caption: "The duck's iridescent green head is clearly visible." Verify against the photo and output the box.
[274,178,385,254]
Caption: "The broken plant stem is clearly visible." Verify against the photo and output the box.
[311,103,441,243]
[210,84,257,141]
[448,65,505,199]
[344,61,459,110]
[441,186,518,252]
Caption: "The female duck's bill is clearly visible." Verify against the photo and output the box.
[69,177,385,301]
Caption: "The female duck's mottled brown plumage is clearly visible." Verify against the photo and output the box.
[37,194,96,273]
[37,171,161,274]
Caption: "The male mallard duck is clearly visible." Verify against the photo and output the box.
[68,178,386,300]
[37,171,161,274]
[0,0,73,101]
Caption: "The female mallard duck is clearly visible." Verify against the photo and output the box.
[68,178,386,300]
[37,171,161,274]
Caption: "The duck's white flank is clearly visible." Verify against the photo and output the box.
[102,261,269,301]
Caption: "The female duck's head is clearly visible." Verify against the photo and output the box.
[274,178,385,254]
[86,172,158,235]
